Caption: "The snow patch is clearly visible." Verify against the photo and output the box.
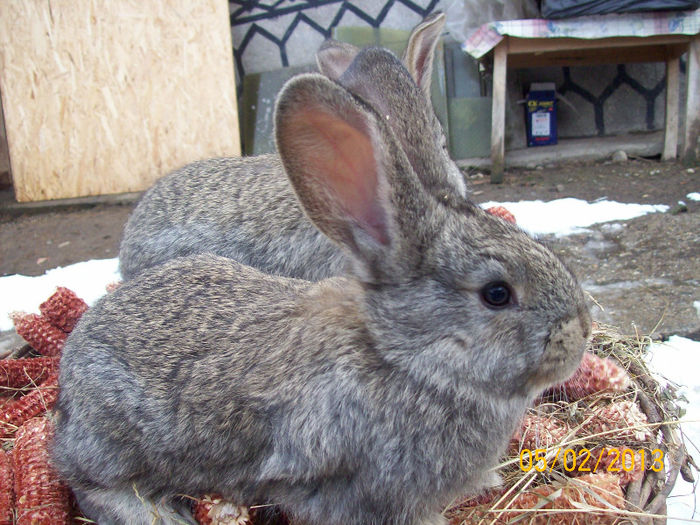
[481,197,668,236]
[647,336,700,523]
[0,258,120,331]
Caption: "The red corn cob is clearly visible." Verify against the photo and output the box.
[0,357,59,391]
[194,495,216,525]
[587,447,644,487]
[39,287,87,333]
[194,495,253,525]
[498,473,624,525]
[485,205,517,224]
[586,400,652,443]
[547,352,630,401]
[12,417,70,525]
[11,313,66,357]
[0,373,59,438]
[510,413,571,454]
[0,450,13,525]
[105,281,122,293]
[445,487,504,514]
[0,396,25,414]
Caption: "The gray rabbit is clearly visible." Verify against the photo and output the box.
[52,49,592,525]
[118,12,466,282]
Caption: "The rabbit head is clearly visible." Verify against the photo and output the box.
[276,72,590,399]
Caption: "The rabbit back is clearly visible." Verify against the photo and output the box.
[118,155,346,281]
[119,14,455,282]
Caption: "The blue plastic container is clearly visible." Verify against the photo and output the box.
[526,83,557,147]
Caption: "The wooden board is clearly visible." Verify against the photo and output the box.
[683,35,700,164]
[490,41,507,183]
[0,1,240,202]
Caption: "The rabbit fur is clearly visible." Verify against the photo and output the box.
[53,51,592,525]
[118,12,466,282]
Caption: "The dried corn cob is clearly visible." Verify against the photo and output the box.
[12,417,70,525]
[0,373,59,438]
[485,205,516,224]
[0,396,25,415]
[510,413,571,454]
[444,487,505,520]
[11,313,66,357]
[194,494,253,525]
[587,447,645,487]
[39,287,87,333]
[547,352,630,400]
[194,495,216,524]
[586,400,652,443]
[0,450,13,525]
[105,281,122,293]
[0,357,59,391]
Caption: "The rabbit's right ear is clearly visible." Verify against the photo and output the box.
[275,74,429,276]
[316,40,360,81]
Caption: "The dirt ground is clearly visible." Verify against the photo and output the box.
[1,157,698,341]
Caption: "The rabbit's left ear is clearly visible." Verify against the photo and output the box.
[402,11,445,98]
[316,40,361,81]
[275,74,432,278]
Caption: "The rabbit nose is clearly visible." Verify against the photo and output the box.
[547,313,590,369]
[527,312,591,394]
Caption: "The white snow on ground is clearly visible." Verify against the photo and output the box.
[687,192,700,202]
[481,197,669,236]
[0,258,120,331]
[647,336,700,523]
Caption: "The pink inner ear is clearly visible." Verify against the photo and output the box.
[302,109,389,245]
[412,46,431,91]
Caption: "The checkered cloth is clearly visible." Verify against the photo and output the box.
[463,8,700,59]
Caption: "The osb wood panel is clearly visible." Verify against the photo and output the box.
[0,1,240,202]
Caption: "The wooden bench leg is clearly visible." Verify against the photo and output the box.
[662,55,679,160]
[490,40,507,183]
[683,35,700,164]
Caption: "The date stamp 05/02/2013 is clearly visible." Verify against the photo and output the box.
[519,448,664,474]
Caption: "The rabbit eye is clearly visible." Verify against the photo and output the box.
[480,281,513,309]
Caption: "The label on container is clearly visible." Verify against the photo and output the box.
[532,112,551,136]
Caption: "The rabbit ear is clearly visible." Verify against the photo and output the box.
[275,74,429,274]
[402,11,445,98]
[316,40,360,81]
[336,47,464,201]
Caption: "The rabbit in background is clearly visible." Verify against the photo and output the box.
[52,46,592,525]
[118,12,467,282]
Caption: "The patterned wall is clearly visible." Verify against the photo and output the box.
[230,0,439,79]
[519,60,686,139]
[229,1,681,144]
